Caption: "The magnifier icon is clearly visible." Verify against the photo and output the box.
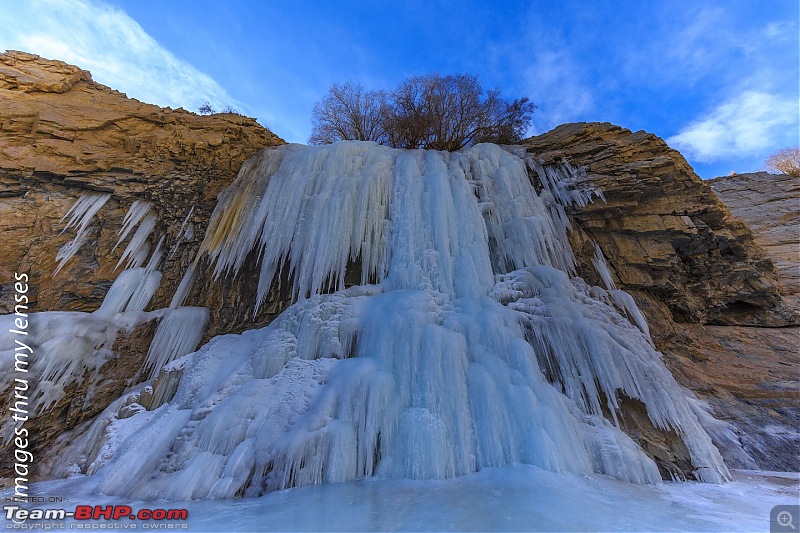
[778,510,796,530]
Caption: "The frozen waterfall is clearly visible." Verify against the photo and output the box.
[46,141,729,500]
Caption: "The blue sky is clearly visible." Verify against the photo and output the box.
[0,0,797,179]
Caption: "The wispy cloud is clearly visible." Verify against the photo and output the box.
[667,90,798,162]
[763,20,797,42]
[0,0,238,113]
[503,10,597,134]
[523,49,594,133]
[660,7,727,84]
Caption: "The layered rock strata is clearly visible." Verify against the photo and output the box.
[709,172,799,311]
[0,51,285,474]
[524,123,798,470]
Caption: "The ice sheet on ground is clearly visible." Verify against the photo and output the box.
[4,467,796,532]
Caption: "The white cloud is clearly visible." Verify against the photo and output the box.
[764,20,797,40]
[667,90,799,162]
[523,49,594,133]
[0,0,238,113]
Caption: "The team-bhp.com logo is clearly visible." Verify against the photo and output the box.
[4,504,188,524]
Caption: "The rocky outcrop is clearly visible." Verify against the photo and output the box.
[524,123,798,471]
[703,171,800,470]
[0,51,286,474]
[666,323,799,471]
[0,51,296,335]
[525,123,790,332]
[0,50,284,315]
[709,172,799,311]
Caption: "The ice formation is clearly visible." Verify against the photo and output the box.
[592,241,617,290]
[113,200,152,251]
[168,206,195,260]
[54,193,112,274]
[2,200,168,431]
[0,245,178,417]
[0,191,216,452]
[144,306,209,379]
[95,267,161,318]
[591,241,652,341]
[115,214,157,270]
[42,141,730,501]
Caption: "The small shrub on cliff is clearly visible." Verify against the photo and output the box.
[198,102,215,115]
[766,147,800,177]
[198,103,242,116]
[309,74,535,151]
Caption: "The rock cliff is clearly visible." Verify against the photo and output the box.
[1,53,796,478]
[0,50,284,315]
[0,51,287,473]
[524,124,798,470]
[704,171,799,470]
[709,172,799,311]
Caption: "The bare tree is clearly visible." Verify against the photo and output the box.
[309,83,389,145]
[766,147,800,177]
[386,74,486,151]
[309,74,535,151]
[477,96,536,145]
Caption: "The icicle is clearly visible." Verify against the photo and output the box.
[115,215,157,270]
[592,241,617,290]
[54,193,111,274]
[528,157,604,208]
[608,289,652,342]
[168,206,195,260]
[0,261,165,433]
[96,268,145,316]
[126,272,162,314]
[0,311,129,416]
[94,267,162,319]
[193,142,396,305]
[145,236,166,273]
[466,144,577,275]
[113,201,152,251]
[144,307,210,379]
[490,266,728,482]
[170,263,196,309]
[590,243,651,341]
[687,397,759,470]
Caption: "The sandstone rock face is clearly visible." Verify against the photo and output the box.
[524,123,798,471]
[704,171,800,470]
[709,172,800,311]
[666,323,799,471]
[0,51,286,474]
[525,123,789,332]
[0,50,284,315]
